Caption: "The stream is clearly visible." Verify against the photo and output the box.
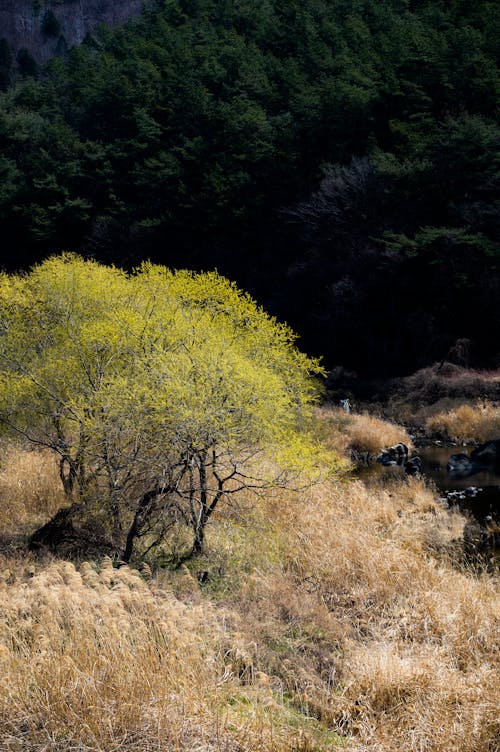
[358,444,500,526]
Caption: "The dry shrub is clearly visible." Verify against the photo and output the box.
[0,443,66,537]
[424,400,500,443]
[314,406,411,459]
[400,363,500,403]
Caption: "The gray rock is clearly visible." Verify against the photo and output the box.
[0,0,146,65]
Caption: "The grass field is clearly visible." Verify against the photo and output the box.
[0,429,498,751]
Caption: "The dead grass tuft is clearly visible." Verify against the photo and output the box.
[423,400,500,443]
[345,640,499,752]
[314,407,411,459]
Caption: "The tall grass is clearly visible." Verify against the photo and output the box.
[0,442,498,751]
[0,556,341,751]
[314,406,411,459]
[423,400,500,443]
[220,480,499,752]
[0,443,65,539]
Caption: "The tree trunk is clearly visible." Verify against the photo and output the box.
[122,486,167,563]
[59,456,77,497]
[190,453,208,556]
[191,512,207,556]
[122,509,142,563]
[189,452,224,557]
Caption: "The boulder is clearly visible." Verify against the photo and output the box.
[377,442,408,466]
[404,456,422,476]
[470,439,500,467]
[447,439,500,478]
[446,453,475,477]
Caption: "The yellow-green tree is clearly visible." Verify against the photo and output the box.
[0,255,330,560]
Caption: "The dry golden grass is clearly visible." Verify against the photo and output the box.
[0,555,343,751]
[223,480,499,752]
[0,443,66,539]
[0,442,498,751]
[314,406,411,459]
[423,400,500,443]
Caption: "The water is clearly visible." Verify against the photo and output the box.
[418,445,500,521]
[358,444,500,523]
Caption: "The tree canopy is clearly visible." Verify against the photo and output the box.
[0,255,330,559]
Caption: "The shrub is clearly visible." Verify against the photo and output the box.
[0,255,335,560]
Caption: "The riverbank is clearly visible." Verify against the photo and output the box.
[318,401,500,574]
[326,363,500,449]
[328,362,500,416]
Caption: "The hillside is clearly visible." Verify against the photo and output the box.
[0,0,498,376]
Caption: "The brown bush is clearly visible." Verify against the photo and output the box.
[399,363,500,404]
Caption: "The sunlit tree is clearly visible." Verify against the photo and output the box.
[0,255,332,559]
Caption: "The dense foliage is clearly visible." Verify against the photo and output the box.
[0,0,498,374]
[0,255,327,558]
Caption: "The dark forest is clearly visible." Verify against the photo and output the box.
[0,0,498,376]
